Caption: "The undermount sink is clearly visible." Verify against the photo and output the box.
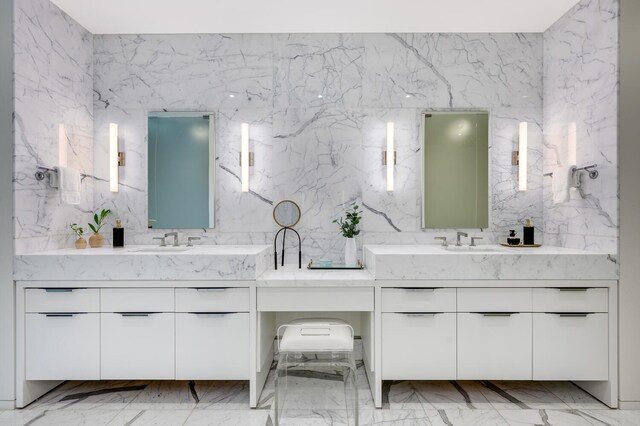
[441,245,503,253]
[130,246,193,253]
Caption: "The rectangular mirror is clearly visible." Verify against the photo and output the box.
[148,112,215,229]
[421,112,489,229]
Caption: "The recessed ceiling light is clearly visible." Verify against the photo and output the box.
[317,94,323,99]
[405,94,411,98]
[229,94,235,98]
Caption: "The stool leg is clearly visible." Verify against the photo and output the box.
[274,353,288,426]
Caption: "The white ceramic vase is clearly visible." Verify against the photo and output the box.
[344,237,357,266]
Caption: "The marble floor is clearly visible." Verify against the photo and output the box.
[1,363,639,426]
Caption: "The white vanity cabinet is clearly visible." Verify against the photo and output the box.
[175,287,250,380]
[457,288,532,380]
[532,287,609,380]
[25,289,100,380]
[381,287,456,379]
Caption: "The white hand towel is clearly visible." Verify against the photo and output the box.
[552,165,576,205]
[56,166,82,205]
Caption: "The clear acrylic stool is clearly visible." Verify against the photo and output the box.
[274,318,359,426]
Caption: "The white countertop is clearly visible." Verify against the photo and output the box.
[14,245,271,281]
[257,264,374,287]
[365,244,618,280]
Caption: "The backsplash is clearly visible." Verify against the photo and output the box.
[542,0,619,253]
[92,33,543,260]
[14,0,619,259]
[13,0,94,254]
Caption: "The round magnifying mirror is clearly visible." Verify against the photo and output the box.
[273,200,301,228]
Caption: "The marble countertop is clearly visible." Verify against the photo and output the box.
[257,265,374,287]
[364,244,618,280]
[14,245,271,281]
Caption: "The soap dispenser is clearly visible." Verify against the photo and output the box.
[113,219,124,248]
[523,218,534,245]
[507,230,520,245]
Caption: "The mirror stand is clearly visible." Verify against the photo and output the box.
[274,227,302,270]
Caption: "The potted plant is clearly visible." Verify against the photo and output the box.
[88,209,111,248]
[70,223,87,249]
[333,204,361,266]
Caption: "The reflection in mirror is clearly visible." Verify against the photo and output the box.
[273,200,301,228]
[148,112,215,229]
[422,112,489,229]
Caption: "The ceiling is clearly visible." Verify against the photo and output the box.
[50,0,580,35]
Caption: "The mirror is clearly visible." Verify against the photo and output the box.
[422,112,489,229]
[273,200,301,228]
[148,112,215,229]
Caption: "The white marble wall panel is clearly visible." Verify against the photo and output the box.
[13,0,94,254]
[542,0,619,253]
[91,32,545,261]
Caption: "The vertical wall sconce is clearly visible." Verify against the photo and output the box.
[109,123,125,193]
[383,122,396,192]
[568,122,577,166]
[240,123,254,193]
[58,124,67,167]
[512,122,528,191]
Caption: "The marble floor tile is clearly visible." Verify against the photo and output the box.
[0,409,47,425]
[27,381,148,412]
[126,381,203,410]
[412,380,494,410]
[578,409,640,426]
[195,381,250,410]
[477,380,571,410]
[383,381,428,409]
[426,408,510,426]
[184,409,270,426]
[107,409,192,425]
[540,381,609,410]
[498,408,601,426]
[23,409,122,425]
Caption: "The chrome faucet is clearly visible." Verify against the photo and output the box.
[187,236,201,247]
[164,232,179,247]
[456,231,468,246]
[152,236,167,247]
[434,236,448,247]
[470,236,483,247]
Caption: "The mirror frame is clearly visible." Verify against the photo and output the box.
[272,199,301,228]
[420,110,491,230]
[147,111,217,229]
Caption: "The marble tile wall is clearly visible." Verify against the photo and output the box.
[92,33,544,261]
[13,0,94,254]
[542,0,619,253]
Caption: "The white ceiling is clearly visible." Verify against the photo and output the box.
[50,0,580,34]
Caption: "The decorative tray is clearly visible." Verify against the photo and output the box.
[307,260,365,270]
[499,243,543,248]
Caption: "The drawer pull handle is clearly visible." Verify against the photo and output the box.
[398,288,437,292]
[118,312,159,317]
[550,313,592,317]
[43,313,84,317]
[44,288,75,293]
[400,312,443,316]
[556,288,590,292]
[194,288,229,291]
[476,312,518,317]
[188,312,236,316]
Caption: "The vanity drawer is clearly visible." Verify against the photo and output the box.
[457,288,531,312]
[26,313,100,380]
[382,312,456,379]
[175,288,249,312]
[533,313,608,380]
[101,312,175,379]
[101,288,174,312]
[457,312,532,380]
[26,288,99,313]
[257,287,374,311]
[532,288,608,312]
[381,288,455,312]
[176,313,249,379]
